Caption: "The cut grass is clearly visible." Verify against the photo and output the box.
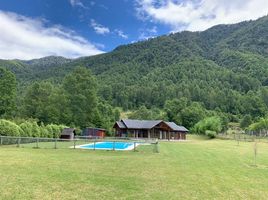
[1,136,268,199]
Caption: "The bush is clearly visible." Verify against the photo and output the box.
[193,116,222,135]
[53,124,67,138]
[31,122,41,137]
[19,122,33,137]
[46,124,66,138]
[205,130,216,139]
[0,119,23,136]
[1,119,68,138]
[40,123,50,138]
[249,118,268,132]
[51,125,60,138]
[44,125,53,137]
[75,127,82,136]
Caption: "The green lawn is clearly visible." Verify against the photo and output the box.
[1,136,268,199]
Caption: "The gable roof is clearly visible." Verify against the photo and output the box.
[114,119,188,132]
[165,122,189,132]
[115,121,127,129]
[61,128,75,135]
[122,119,162,129]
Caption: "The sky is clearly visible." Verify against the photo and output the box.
[0,0,268,60]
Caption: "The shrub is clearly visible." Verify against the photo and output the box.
[40,123,50,138]
[205,130,216,139]
[31,122,41,137]
[1,119,68,138]
[249,118,268,132]
[19,122,33,137]
[51,125,60,138]
[45,125,53,137]
[193,116,222,135]
[46,124,64,138]
[0,119,23,136]
[45,124,67,138]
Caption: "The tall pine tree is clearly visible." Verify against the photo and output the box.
[63,67,98,128]
[0,67,16,117]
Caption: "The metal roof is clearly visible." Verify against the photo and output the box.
[61,128,75,135]
[165,122,189,132]
[115,121,127,129]
[122,119,162,129]
[114,119,188,132]
[114,119,189,132]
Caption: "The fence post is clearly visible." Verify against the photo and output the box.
[54,138,57,149]
[93,141,96,151]
[134,142,136,152]
[36,138,39,148]
[73,139,76,149]
[155,141,159,153]
[237,133,240,146]
[17,138,21,148]
[0,136,2,145]
[254,141,257,166]
[113,141,115,151]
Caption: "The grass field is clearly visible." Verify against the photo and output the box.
[1,136,268,200]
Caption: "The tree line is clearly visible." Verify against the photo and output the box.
[3,14,268,138]
[0,119,66,138]
[0,67,120,136]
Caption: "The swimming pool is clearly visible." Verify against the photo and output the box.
[78,142,139,150]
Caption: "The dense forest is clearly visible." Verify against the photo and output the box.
[2,16,268,136]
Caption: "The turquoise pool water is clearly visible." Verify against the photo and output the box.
[78,142,136,150]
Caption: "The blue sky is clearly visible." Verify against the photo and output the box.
[0,0,156,51]
[0,0,268,59]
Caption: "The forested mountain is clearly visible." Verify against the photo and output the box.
[2,15,268,128]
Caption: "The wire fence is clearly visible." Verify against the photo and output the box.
[0,136,159,153]
[217,133,268,143]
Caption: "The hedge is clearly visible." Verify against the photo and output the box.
[0,119,23,136]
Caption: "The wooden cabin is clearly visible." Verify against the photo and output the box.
[113,119,188,140]
[60,128,75,140]
[82,128,106,138]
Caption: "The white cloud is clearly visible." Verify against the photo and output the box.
[138,32,151,40]
[69,0,87,9]
[147,26,157,34]
[136,0,268,31]
[0,11,104,60]
[114,29,128,39]
[90,19,110,35]
[90,20,128,39]
[138,32,156,40]
[138,26,158,40]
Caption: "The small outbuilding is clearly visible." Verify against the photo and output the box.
[60,128,75,140]
[82,128,106,138]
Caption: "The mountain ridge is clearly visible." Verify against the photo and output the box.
[1,15,268,117]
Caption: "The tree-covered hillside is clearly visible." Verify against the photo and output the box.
[2,16,268,129]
